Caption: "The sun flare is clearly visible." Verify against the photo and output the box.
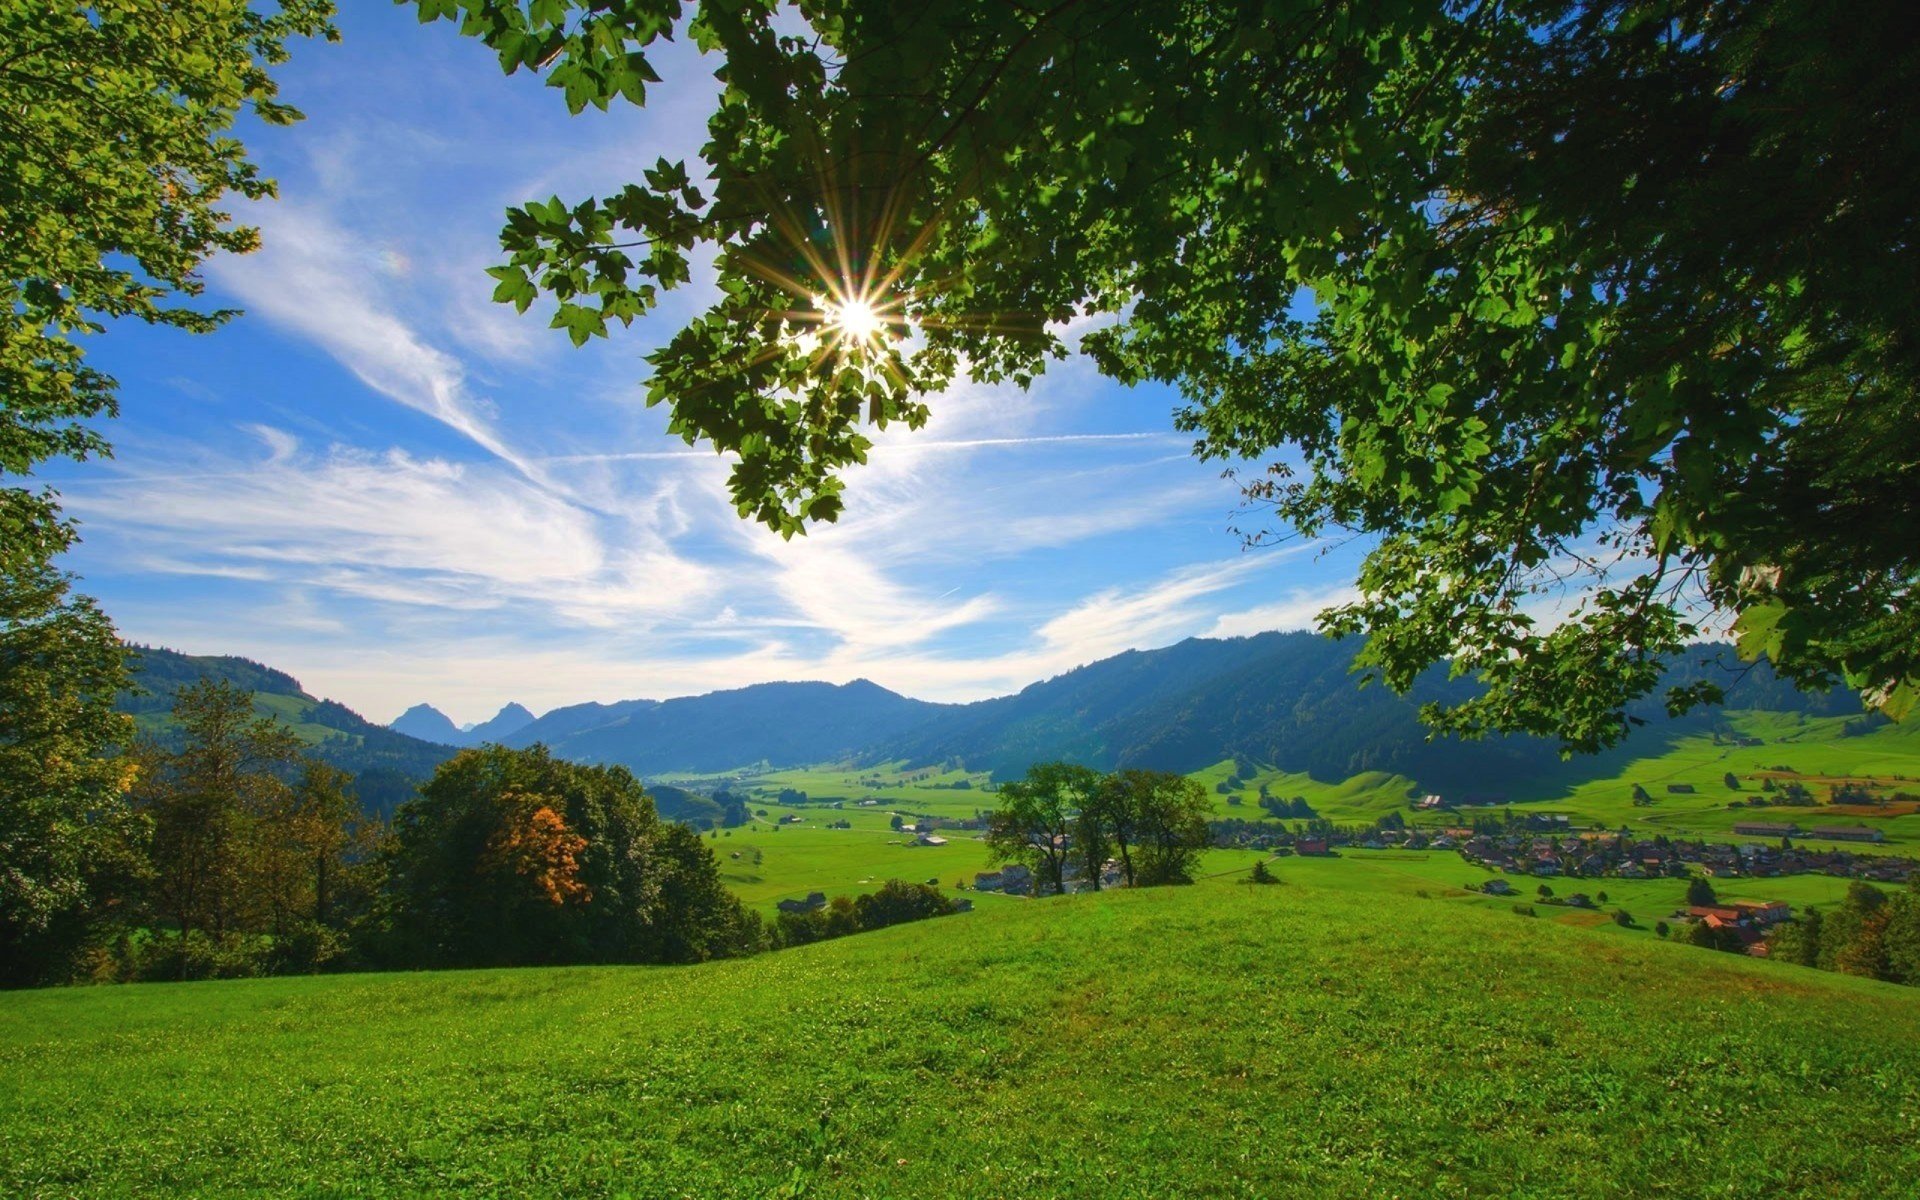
[828,297,885,343]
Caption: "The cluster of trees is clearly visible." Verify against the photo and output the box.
[1260,795,1319,821]
[2,3,336,985]
[1680,877,1920,989]
[3,681,762,985]
[983,763,1212,896]
[1749,884,1920,987]
[771,880,956,949]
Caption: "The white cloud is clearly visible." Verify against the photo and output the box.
[208,204,539,478]
[1207,584,1361,639]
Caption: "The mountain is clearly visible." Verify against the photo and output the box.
[502,697,660,748]
[468,702,536,743]
[122,646,459,817]
[503,679,951,775]
[391,701,537,747]
[391,703,464,745]
[868,632,1864,792]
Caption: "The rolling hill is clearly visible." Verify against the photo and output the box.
[3,881,1915,1196]
[122,646,458,816]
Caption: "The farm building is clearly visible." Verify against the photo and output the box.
[1811,826,1886,843]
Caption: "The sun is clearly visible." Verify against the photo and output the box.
[827,297,885,343]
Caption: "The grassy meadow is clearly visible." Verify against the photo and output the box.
[1195,710,1920,851]
[5,882,1918,1198]
[650,712,1920,912]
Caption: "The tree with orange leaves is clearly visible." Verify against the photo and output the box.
[481,792,590,906]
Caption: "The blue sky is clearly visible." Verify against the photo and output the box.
[47,1,1370,725]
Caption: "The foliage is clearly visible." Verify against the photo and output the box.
[123,680,381,979]
[374,744,756,968]
[1686,877,1719,908]
[0,0,335,563]
[421,0,1918,748]
[987,762,1210,892]
[774,878,954,947]
[121,646,456,815]
[0,559,140,985]
[983,761,1098,895]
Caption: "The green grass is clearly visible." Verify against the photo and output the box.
[1193,712,1920,852]
[663,713,1920,910]
[5,883,1917,1198]
[1522,712,1920,850]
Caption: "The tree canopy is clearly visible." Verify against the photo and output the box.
[415,0,1920,749]
[1,0,335,982]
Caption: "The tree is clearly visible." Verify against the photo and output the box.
[1724,773,1741,791]
[1,1,332,983]
[1089,768,1164,888]
[422,0,1920,748]
[0,558,144,985]
[1130,771,1212,886]
[376,744,754,968]
[983,762,1098,896]
[1248,859,1278,886]
[1687,876,1719,908]
[853,879,954,931]
[2,1,335,562]
[133,679,309,943]
[1769,909,1822,969]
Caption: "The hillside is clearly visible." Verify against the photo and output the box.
[398,634,1863,799]
[872,632,1863,789]
[3,883,1916,1197]
[122,646,457,816]
[499,679,953,775]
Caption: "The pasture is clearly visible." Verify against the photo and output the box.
[5,883,1917,1198]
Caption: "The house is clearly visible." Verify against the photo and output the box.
[1416,794,1447,810]
[915,833,949,847]
[776,891,828,915]
[1732,821,1800,838]
[1730,900,1792,926]
[1000,864,1034,895]
[1482,879,1514,896]
[1296,839,1330,856]
[1687,905,1744,924]
[1566,893,1594,908]
[952,898,973,913]
[973,871,1004,892]
[1812,825,1885,843]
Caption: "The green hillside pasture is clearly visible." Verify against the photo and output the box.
[5,885,1917,1198]
[1262,850,1862,928]
[657,761,999,822]
[1190,759,1418,823]
[711,803,999,909]
[1523,711,1920,849]
[129,691,359,750]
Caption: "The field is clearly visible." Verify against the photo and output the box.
[5,881,1918,1198]
[651,713,1920,911]
[1193,711,1920,852]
